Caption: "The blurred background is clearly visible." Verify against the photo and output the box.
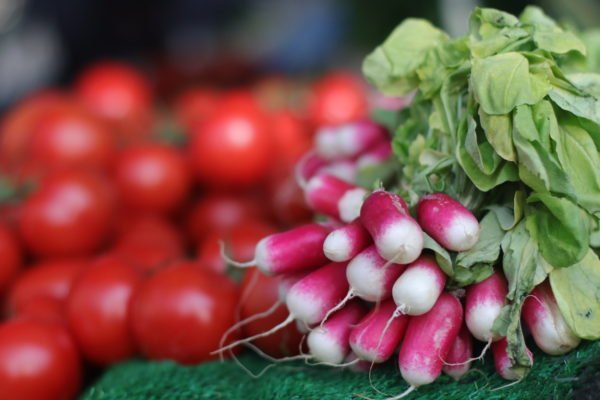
[1,0,599,109]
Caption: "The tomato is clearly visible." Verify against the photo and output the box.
[66,255,141,365]
[130,262,239,364]
[12,296,64,323]
[0,225,22,295]
[74,62,153,145]
[173,88,220,131]
[6,259,86,319]
[308,72,368,127]
[269,110,312,170]
[29,106,114,172]
[189,95,272,187]
[18,170,115,257]
[113,144,190,214]
[239,268,303,358]
[197,220,276,274]
[111,214,184,273]
[184,193,267,242]
[0,91,73,172]
[0,319,81,400]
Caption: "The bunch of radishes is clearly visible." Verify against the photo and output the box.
[220,118,582,397]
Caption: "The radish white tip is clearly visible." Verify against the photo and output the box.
[339,188,368,223]
[294,150,317,190]
[323,231,352,262]
[307,327,346,364]
[219,241,256,268]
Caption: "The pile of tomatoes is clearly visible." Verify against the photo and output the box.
[0,61,370,399]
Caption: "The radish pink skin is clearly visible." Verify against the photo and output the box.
[256,223,331,275]
[356,141,392,169]
[492,337,533,381]
[442,322,473,380]
[347,245,406,302]
[323,220,372,262]
[349,299,409,363]
[417,193,480,252]
[392,254,447,316]
[307,300,367,364]
[316,160,357,184]
[398,292,463,387]
[286,261,350,325]
[359,190,423,263]
[465,270,507,342]
[305,174,360,220]
[336,120,388,159]
[522,281,580,355]
[297,152,329,183]
[277,271,310,302]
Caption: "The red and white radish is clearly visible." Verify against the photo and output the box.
[442,322,474,380]
[307,300,367,364]
[286,261,351,326]
[223,223,332,275]
[277,271,310,302]
[347,245,406,303]
[417,193,480,252]
[522,281,580,355]
[317,159,358,184]
[398,292,463,388]
[465,270,507,343]
[356,141,392,170]
[392,254,446,316]
[360,189,423,264]
[323,219,372,262]
[492,337,533,381]
[314,126,339,160]
[335,120,388,159]
[295,151,328,187]
[304,174,367,223]
[349,299,409,363]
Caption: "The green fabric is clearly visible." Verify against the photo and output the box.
[82,341,600,399]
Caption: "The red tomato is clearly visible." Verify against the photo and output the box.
[173,88,220,131]
[29,106,114,172]
[6,259,86,318]
[111,214,184,274]
[0,319,81,400]
[18,170,115,257]
[197,220,276,274]
[308,72,368,127]
[114,144,190,214]
[269,110,312,170]
[184,193,267,242]
[74,62,153,145]
[130,262,239,364]
[0,91,73,172]
[189,95,272,187]
[240,268,303,357]
[66,255,141,365]
[12,297,64,323]
[0,225,22,295]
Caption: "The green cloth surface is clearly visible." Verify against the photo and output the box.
[82,341,600,400]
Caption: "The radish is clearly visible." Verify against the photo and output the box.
[397,292,463,390]
[307,300,367,364]
[465,270,507,344]
[335,120,388,159]
[286,261,351,326]
[319,245,406,326]
[347,245,407,303]
[317,159,358,184]
[277,271,310,302]
[356,141,392,170]
[417,193,480,252]
[442,322,474,380]
[295,151,328,188]
[314,126,339,160]
[492,337,533,381]
[323,219,372,262]
[349,299,409,363]
[360,189,423,264]
[522,281,581,355]
[214,261,350,354]
[392,254,446,316]
[223,223,332,275]
[304,174,368,223]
